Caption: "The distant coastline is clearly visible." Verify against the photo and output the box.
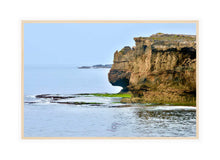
[78,64,112,69]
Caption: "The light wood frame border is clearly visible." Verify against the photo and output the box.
[21,20,199,140]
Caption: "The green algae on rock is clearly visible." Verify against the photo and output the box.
[90,93,131,98]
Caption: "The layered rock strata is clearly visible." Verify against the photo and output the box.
[108,33,196,105]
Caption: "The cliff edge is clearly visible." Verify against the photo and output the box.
[108,33,196,105]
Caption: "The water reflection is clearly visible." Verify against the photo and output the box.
[24,101,197,137]
[128,107,197,137]
[135,108,196,121]
[107,122,121,132]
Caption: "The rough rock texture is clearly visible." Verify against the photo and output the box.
[108,33,196,105]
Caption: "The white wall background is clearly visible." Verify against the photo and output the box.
[0,0,219,160]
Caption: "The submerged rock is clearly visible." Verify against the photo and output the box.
[24,102,38,104]
[54,101,103,105]
[108,33,196,105]
[35,94,76,100]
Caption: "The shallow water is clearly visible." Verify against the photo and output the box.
[24,66,196,137]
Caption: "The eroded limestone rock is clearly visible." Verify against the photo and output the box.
[108,33,196,105]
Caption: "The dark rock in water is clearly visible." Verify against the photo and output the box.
[89,104,103,106]
[25,102,38,104]
[75,93,91,95]
[109,104,132,108]
[35,94,76,100]
[54,101,103,105]
[108,33,196,105]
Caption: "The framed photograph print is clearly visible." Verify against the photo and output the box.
[22,20,198,139]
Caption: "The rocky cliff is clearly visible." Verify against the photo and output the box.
[108,33,196,105]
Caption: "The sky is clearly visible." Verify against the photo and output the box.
[24,23,196,67]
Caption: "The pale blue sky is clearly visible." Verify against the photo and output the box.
[24,23,196,67]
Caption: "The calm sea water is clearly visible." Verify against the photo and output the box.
[24,66,196,137]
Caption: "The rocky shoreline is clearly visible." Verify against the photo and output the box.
[25,93,196,107]
[108,33,196,106]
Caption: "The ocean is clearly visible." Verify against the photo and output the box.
[24,66,196,137]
